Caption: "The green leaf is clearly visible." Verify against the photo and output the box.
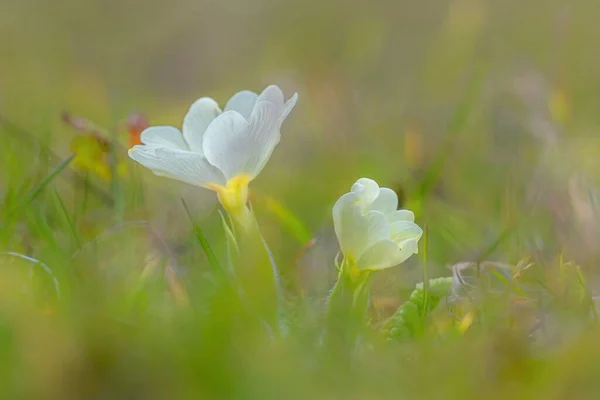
[385,277,453,341]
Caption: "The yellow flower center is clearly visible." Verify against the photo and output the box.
[208,174,253,225]
[341,255,366,282]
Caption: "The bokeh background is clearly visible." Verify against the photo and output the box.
[2,0,600,398]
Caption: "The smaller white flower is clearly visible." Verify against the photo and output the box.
[333,178,423,270]
[129,85,298,217]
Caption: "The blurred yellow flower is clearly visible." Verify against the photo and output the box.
[63,111,128,180]
[69,133,113,181]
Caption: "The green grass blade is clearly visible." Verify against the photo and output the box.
[181,198,223,275]
[421,224,429,316]
[0,113,114,206]
[0,251,61,298]
[53,189,83,249]
[24,153,75,206]
[1,153,75,231]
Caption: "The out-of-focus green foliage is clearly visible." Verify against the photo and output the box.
[384,277,453,341]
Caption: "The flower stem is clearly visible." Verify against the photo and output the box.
[226,206,281,334]
[325,257,372,351]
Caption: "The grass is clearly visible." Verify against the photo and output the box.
[2,0,600,398]
[1,100,599,400]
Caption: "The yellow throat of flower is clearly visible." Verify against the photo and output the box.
[341,255,366,282]
[209,174,253,223]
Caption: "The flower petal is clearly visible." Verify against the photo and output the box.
[333,192,389,260]
[257,85,284,108]
[396,237,420,261]
[390,221,423,244]
[139,126,189,150]
[129,146,225,188]
[357,237,419,270]
[202,110,250,180]
[182,97,221,154]
[370,187,399,215]
[203,100,283,179]
[389,209,415,223]
[356,240,401,270]
[224,90,258,120]
[244,101,282,176]
[351,178,380,207]
[279,92,298,125]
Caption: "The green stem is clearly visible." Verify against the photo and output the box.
[325,258,372,351]
[227,206,281,334]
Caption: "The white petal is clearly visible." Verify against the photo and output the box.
[333,192,389,260]
[396,237,420,262]
[400,239,419,256]
[257,85,284,107]
[361,211,392,251]
[129,146,225,188]
[333,192,358,229]
[182,97,221,154]
[357,237,419,271]
[356,240,401,270]
[279,92,298,125]
[351,178,380,207]
[224,90,258,120]
[203,101,282,179]
[390,221,423,244]
[244,101,282,176]
[389,209,415,223]
[202,110,250,179]
[139,126,189,150]
[370,187,398,215]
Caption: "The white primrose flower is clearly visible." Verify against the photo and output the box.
[129,85,298,218]
[333,178,423,270]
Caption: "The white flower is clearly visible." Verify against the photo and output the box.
[129,85,298,215]
[333,178,423,270]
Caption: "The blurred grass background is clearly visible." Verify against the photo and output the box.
[2,0,600,398]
